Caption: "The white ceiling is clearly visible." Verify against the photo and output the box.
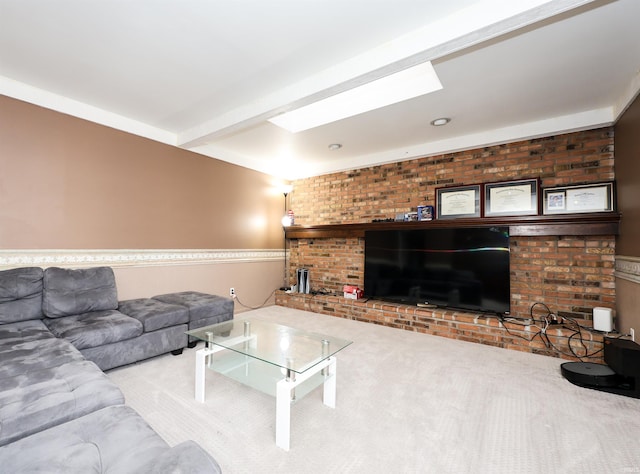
[1,0,639,180]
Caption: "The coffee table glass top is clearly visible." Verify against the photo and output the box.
[186,318,352,374]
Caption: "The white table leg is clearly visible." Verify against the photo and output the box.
[323,357,337,408]
[276,377,294,451]
[274,357,337,451]
[195,348,208,403]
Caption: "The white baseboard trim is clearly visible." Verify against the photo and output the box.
[615,255,640,284]
[0,249,284,270]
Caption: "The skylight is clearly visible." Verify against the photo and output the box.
[268,61,443,133]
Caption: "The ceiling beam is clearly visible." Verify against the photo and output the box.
[0,75,176,145]
[177,0,597,149]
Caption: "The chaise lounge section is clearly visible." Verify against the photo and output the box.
[152,290,235,345]
[42,266,192,371]
[0,266,231,472]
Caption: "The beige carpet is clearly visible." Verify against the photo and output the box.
[108,306,640,474]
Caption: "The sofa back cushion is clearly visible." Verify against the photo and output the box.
[43,267,118,318]
[0,267,44,324]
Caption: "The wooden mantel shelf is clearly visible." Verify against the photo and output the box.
[285,212,621,239]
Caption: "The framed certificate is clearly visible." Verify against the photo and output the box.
[543,181,615,214]
[484,178,539,217]
[436,184,481,219]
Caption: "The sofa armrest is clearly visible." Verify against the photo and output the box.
[145,440,222,473]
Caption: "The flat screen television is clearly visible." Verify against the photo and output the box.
[364,226,510,314]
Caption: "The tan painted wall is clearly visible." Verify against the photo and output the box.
[0,95,284,249]
[113,261,283,313]
[614,93,640,336]
[0,95,287,305]
[614,278,640,336]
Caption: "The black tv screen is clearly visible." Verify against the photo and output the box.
[364,226,510,314]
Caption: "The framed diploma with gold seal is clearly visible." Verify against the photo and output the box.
[436,184,481,219]
[484,178,539,217]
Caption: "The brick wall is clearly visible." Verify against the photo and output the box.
[287,234,616,323]
[290,129,614,224]
[280,128,616,361]
[275,292,605,361]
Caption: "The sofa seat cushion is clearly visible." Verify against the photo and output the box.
[0,335,85,380]
[118,298,189,332]
[153,291,234,324]
[0,360,124,446]
[43,266,118,318]
[0,267,44,324]
[0,319,53,345]
[44,310,143,350]
[0,405,222,473]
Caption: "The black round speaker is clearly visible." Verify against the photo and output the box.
[561,362,621,388]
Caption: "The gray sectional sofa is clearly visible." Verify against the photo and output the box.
[0,266,234,473]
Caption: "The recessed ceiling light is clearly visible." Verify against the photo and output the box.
[431,117,450,126]
[328,143,342,150]
[269,62,443,133]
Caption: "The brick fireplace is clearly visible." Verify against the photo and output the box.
[277,128,617,361]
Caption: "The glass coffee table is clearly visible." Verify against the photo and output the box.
[186,318,352,450]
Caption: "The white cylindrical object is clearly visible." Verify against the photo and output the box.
[593,307,613,332]
[296,268,310,294]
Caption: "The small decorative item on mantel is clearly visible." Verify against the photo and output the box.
[417,205,434,221]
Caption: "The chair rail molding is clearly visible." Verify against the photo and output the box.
[0,249,284,270]
[615,255,640,284]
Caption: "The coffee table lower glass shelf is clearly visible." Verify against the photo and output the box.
[186,318,352,450]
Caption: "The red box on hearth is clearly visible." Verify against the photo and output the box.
[343,285,364,299]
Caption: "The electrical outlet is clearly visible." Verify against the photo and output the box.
[230,287,236,297]
[631,328,635,342]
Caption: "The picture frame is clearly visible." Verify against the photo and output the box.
[484,178,539,217]
[436,184,481,219]
[417,205,434,221]
[543,181,615,215]
[404,211,418,222]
